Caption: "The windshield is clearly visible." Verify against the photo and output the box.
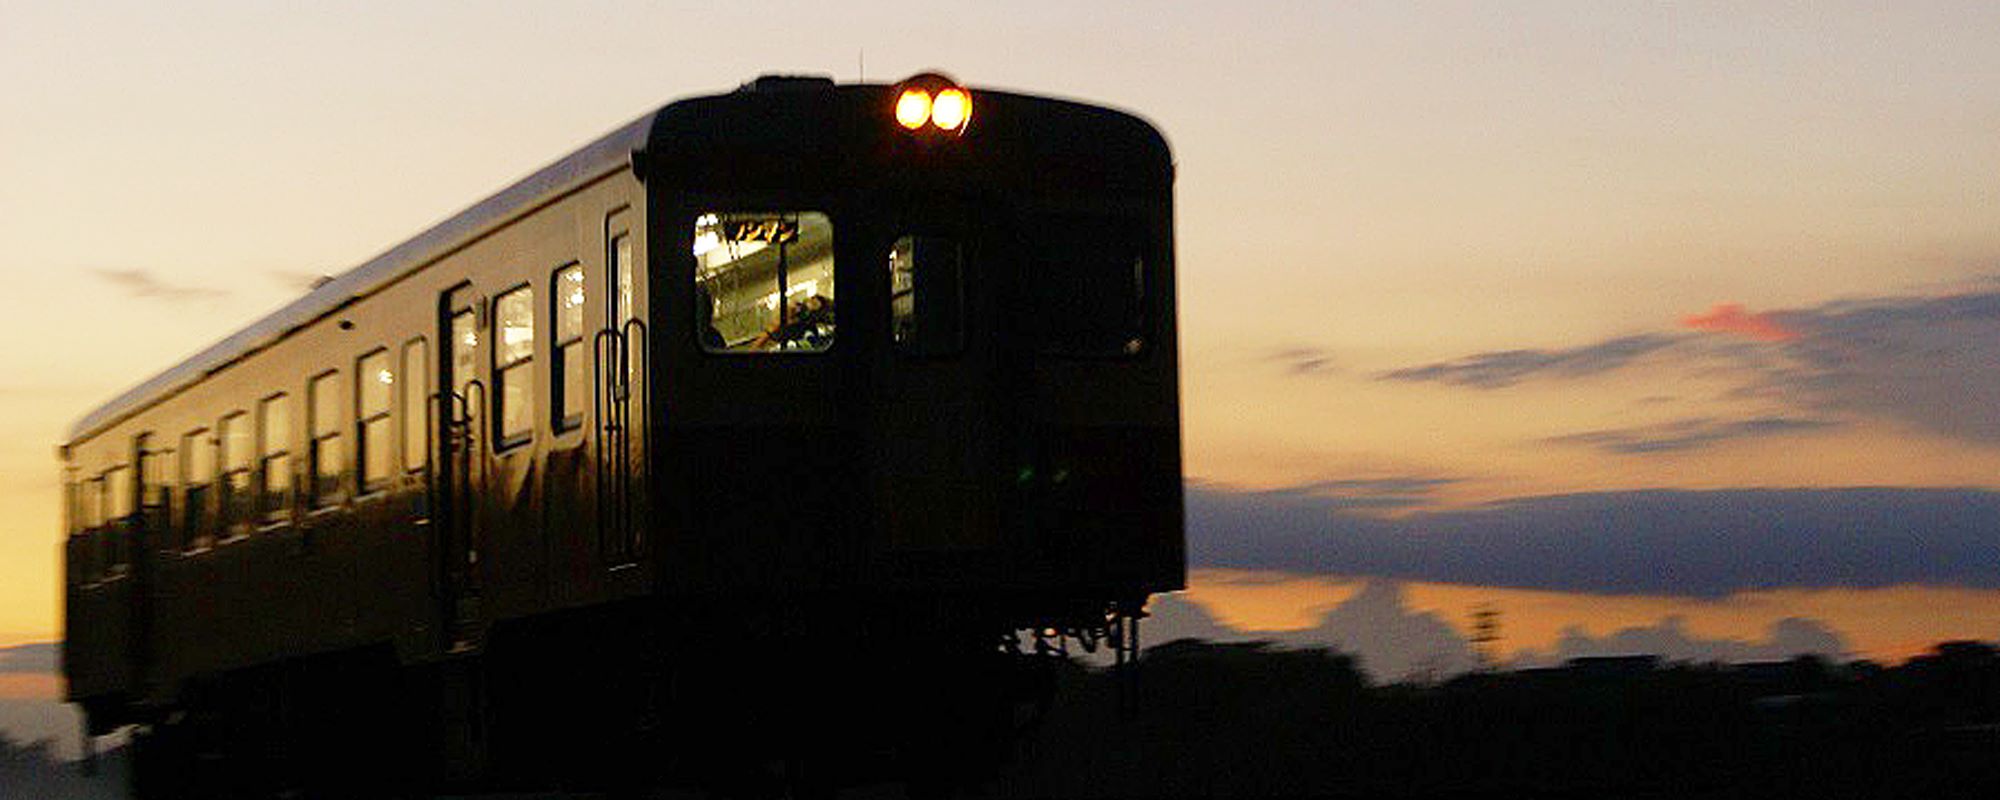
[1033,215,1147,357]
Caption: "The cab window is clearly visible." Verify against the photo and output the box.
[694,211,835,353]
[1034,216,1147,357]
[889,235,965,356]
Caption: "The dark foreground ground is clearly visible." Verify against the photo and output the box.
[995,638,2000,799]
[8,639,1999,799]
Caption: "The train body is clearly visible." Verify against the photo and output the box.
[59,74,1180,795]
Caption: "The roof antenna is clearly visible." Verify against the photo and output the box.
[858,49,865,82]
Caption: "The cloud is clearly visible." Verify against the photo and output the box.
[1378,334,1681,389]
[1514,616,1849,666]
[0,644,55,675]
[1375,289,2000,446]
[1268,346,1339,375]
[1241,476,1459,511]
[1548,415,1841,454]
[1188,482,2000,596]
[1279,581,1477,682]
[1145,582,1476,683]
[91,268,227,302]
[1777,292,2000,444]
[1681,303,1799,342]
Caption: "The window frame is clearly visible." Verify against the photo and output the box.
[401,337,429,474]
[256,392,294,527]
[308,370,346,510]
[355,348,395,494]
[217,411,252,541]
[492,282,536,449]
[692,210,838,356]
[180,427,214,551]
[888,233,969,358]
[101,465,132,576]
[550,263,587,433]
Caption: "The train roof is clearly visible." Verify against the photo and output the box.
[67,78,1169,446]
[65,110,657,445]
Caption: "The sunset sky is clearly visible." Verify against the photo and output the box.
[4,1,2000,680]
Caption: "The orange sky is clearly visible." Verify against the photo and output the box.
[5,2,2000,654]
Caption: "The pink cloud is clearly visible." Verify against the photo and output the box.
[1680,303,1798,342]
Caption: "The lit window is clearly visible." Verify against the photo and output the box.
[258,394,292,523]
[181,428,213,550]
[401,339,428,473]
[552,265,587,430]
[357,349,394,492]
[494,286,535,445]
[694,212,835,353]
[309,372,345,507]
[889,235,965,356]
[218,412,252,537]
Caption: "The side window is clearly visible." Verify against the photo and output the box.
[82,476,105,579]
[494,285,535,446]
[138,433,171,518]
[357,349,394,492]
[103,465,133,574]
[182,428,213,550]
[402,338,429,473]
[551,265,586,431]
[218,412,252,537]
[889,235,966,356]
[694,212,836,353]
[258,394,293,524]
[309,371,345,508]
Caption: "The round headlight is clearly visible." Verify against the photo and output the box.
[931,88,971,132]
[896,89,932,130]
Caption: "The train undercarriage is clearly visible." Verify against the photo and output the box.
[114,596,1145,799]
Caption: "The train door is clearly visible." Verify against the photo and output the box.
[595,215,646,568]
[440,285,486,646]
[874,214,1002,553]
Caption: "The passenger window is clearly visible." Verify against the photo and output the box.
[83,477,105,578]
[614,233,634,327]
[104,466,132,574]
[551,265,586,430]
[138,433,171,515]
[258,394,293,523]
[357,349,394,492]
[309,372,344,507]
[694,211,836,353]
[218,412,252,537]
[494,286,535,445]
[1034,217,1147,356]
[182,428,214,549]
[402,338,429,472]
[889,235,966,355]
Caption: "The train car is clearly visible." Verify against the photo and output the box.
[60,73,1180,797]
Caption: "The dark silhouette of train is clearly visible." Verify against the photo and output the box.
[59,73,1181,797]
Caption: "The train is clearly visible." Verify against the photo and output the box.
[60,72,1181,797]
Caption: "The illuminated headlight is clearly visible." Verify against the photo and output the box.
[896,89,932,130]
[931,88,971,132]
[893,74,972,136]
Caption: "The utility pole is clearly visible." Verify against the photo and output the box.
[1471,604,1502,672]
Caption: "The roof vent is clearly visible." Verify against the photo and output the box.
[738,74,836,93]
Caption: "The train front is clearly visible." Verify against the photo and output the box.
[646,75,1182,638]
